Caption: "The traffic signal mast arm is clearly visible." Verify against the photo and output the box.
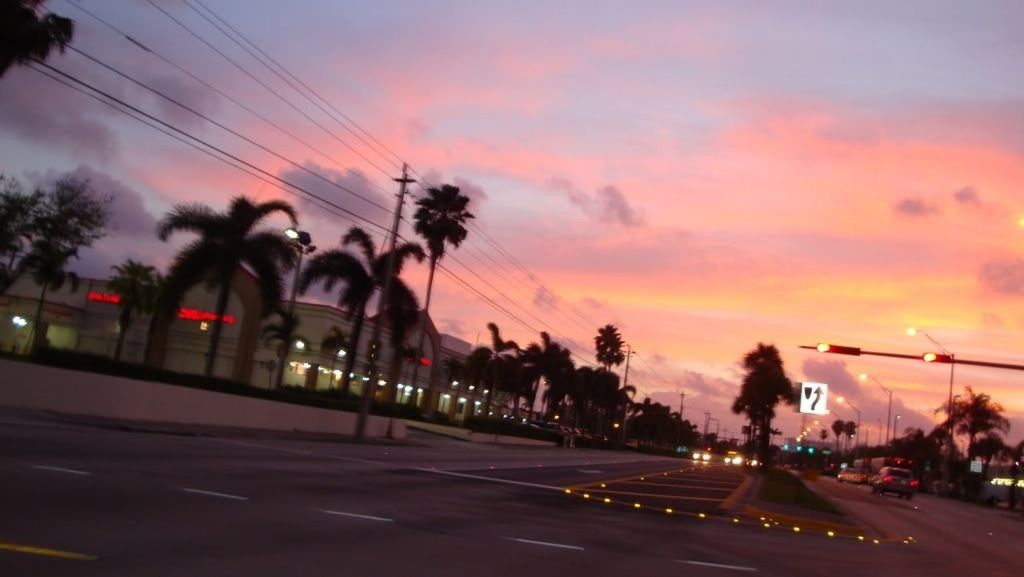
[801,345,1024,372]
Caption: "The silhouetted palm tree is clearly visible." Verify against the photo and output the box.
[261,308,300,387]
[407,184,473,389]
[466,322,520,416]
[594,324,625,370]
[298,226,424,396]
[1,0,74,77]
[320,325,348,388]
[843,421,857,452]
[939,387,1010,460]
[158,196,297,378]
[107,259,161,361]
[18,238,78,352]
[731,343,794,469]
[831,419,845,454]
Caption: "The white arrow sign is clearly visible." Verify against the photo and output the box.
[799,382,829,415]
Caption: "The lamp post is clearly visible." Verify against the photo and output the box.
[859,373,894,445]
[907,327,956,496]
[836,395,862,454]
[273,228,314,390]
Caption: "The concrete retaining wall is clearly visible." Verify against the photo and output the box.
[0,359,404,439]
[406,420,556,446]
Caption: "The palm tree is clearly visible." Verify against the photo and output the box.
[831,420,845,454]
[261,308,300,388]
[594,324,625,371]
[975,433,1007,480]
[298,226,424,396]
[158,196,298,378]
[1,0,74,77]
[521,332,573,420]
[466,322,520,416]
[819,428,829,444]
[407,184,474,390]
[320,326,348,389]
[843,421,857,452]
[17,238,78,352]
[940,387,1010,460]
[731,343,794,469]
[107,259,161,361]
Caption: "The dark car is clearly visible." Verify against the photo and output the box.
[871,466,918,499]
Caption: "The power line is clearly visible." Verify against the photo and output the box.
[188,0,405,170]
[143,0,394,185]
[66,45,393,217]
[62,0,394,200]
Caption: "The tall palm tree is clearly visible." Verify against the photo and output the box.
[831,419,845,454]
[1,0,74,77]
[594,324,625,371]
[298,226,424,396]
[407,184,474,390]
[940,387,1010,460]
[158,196,298,378]
[731,343,794,469]
[261,308,300,388]
[17,238,78,352]
[321,325,348,389]
[107,259,161,362]
[843,421,857,452]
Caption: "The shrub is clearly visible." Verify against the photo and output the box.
[464,417,562,443]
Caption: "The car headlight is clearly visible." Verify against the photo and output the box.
[702,453,711,461]
[693,452,702,460]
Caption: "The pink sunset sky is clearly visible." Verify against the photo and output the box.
[2,0,1023,442]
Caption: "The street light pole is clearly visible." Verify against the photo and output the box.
[908,328,956,496]
[274,228,313,390]
[860,373,894,445]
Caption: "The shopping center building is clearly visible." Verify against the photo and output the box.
[0,268,487,421]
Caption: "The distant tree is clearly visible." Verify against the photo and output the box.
[831,419,845,454]
[107,259,162,361]
[18,238,78,352]
[731,343,794,470]
[819,428,829,443]
[465,322,520,416]
[594,324,625,370]
[0,175,109,295]
[1,0,74,78]
[521,331,574,420]
[843,421,857,452]
[974,433,1007,480]
[158,197,298,378]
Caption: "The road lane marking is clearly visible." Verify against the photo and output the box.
[577,469,604,473]
[0,542,96,560]
[179,487,249,501]
[320,509,394,523]
[413,467,560,491]
[31,465,91,476]
[615,480,736,491]
[677,560,758,572]
[507,538,584,551]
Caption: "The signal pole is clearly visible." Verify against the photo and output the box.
[355,164,412,442]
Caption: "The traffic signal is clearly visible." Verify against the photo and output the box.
[816,343,862,355]
[923,352,953,363]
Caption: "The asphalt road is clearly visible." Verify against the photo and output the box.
[0,412,976,577]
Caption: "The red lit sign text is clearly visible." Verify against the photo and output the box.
[88,291,122,304]
[178,307,236,325]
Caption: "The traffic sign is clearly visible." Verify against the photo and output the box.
[799,382,829,415]
[970,459,983,474]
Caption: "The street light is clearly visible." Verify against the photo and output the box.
[835,395,862,450]
[859,373,894,446]
[907,327,956,496]
[273,228,315,390]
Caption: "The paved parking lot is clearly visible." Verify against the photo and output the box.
[564,461,749,516]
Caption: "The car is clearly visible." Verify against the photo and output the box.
[837,468,869,484]
[872,466,918,499]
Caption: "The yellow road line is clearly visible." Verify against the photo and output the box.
[564,466,687,490]
[637,476,745,486]
[576,489,725,502]
[613,480,736,491]
[0,542,97,561]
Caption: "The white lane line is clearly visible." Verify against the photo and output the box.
[320,509,394,523]
[577,469,604,474]
[31,465,91,476]
[211,439,382,465]
[507,537,584,551]
[413,467,560,491]
[677,560,758,572]
[179,487,249,501]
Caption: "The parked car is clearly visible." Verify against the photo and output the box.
[837,468,869,484]
[871,466,917,499]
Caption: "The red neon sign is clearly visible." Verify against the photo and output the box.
[88,291,122,304]
[178,307,236,325]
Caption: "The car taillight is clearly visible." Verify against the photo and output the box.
[883,475,893,483]
[910,479,919,488]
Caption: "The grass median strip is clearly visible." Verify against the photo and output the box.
[758,469,838,514]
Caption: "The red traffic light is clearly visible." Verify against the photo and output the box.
[816,343,862,356]
[923,352,953,363]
